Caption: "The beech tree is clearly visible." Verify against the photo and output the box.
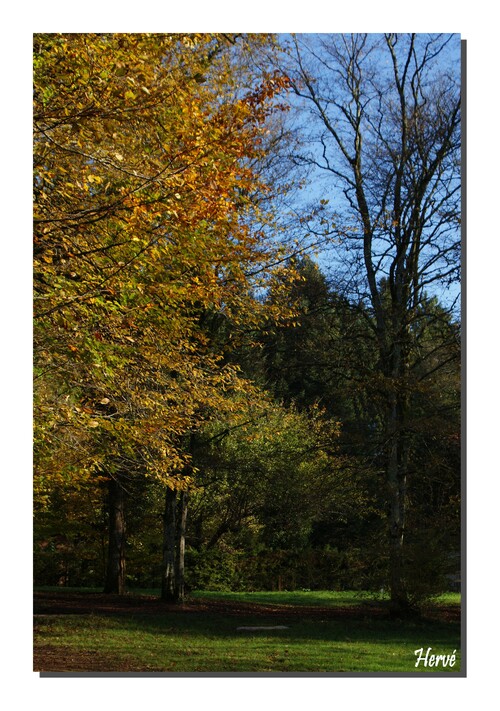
[33,33,295,596]
[285,33,461,614]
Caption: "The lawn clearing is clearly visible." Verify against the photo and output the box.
[33,589,461,674]
[191,589,461,608]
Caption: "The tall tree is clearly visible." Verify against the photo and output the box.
[33,33,295,595]
[285,33,461,614]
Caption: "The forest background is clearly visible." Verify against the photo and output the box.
[32,31,462,618]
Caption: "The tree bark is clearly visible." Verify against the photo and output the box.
[386,397,411,616]
[161,486,177,601]
[103,476,126,594]
[162,487,189,602]
[175,491,188,601]
[382,328,413,616]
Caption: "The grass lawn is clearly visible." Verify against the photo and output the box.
[190,589,461,607]
[33,589,461,674]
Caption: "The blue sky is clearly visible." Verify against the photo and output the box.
[274,33,461,317]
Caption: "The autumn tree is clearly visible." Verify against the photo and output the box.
[283,33,461,614]
[33,33,296,597]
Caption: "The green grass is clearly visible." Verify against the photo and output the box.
[191,589,461,610]
[192,589,382,606]
[34,589,461,673]
[34,586,461,607]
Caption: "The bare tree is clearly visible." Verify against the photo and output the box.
[285,33,461,614]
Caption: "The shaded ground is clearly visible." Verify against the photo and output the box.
[33,590,460,673]
[33,589,460,621]
[34,589,387,619]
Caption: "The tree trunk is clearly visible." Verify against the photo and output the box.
[162,487,189,602]
[103,476,126,594]
[387,427,408,614]
[162,486,177,601]
[175,491,188,602]
[385,381,414,617]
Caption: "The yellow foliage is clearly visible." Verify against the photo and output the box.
[33,33,297,504]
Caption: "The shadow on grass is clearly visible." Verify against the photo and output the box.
[34,589,461,673]
[35,607,461,650]
[34,611,461,673]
